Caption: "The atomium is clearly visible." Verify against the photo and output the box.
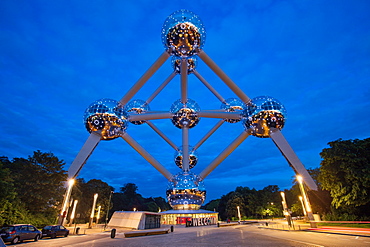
[243,96,287,138]
[166,171,206,210]
[124,99,150,125]
[161,9,206,57]
[221,98,246,123]
[174,146,198,169]
[83,98,128,140]
[66,10,318,217]
[172,56,197,74]
[170,98,200,128]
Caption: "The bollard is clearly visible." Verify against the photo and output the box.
[111,228,116,238]
[76,227,80,235]
[217,223,220,227]
[265,222,268,226]
[170,225,174,232]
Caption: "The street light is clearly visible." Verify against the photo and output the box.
[104,191,113,230]
[299,196,307,219]
[237,206,241,223]
[96,206,101,225]
[58,179,75,225]
[89,193,98,228]
[297,175,314,222]
[70,200,78,225]
[280,192,292,227]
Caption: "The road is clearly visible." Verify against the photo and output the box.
[9,224,370,247]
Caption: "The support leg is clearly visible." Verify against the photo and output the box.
[68,131,102,179]
[269,128,318,191]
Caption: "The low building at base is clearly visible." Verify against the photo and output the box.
[160,209,219,226]
[108,211,161,230]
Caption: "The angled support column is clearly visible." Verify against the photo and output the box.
[193,120,224,150]
[182,126,190,172]
[193,70,225,103]
[269,128,318,191]
[121,133,172,180]
[120,51,171,106]
[199,130,251,180]
[68,131,102,178]
[146,121,179,151]
[146,72,177,104]
[197,50,251,104]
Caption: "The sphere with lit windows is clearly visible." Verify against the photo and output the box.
[162,9,206,57]
[242,96,287,138]
[171,56,197,74]
[83,98,128,140]
[170,99,200,128]
[166,171,206,210]
[221,98,246,123]
[124,99,150,125]
[174,146,198,169]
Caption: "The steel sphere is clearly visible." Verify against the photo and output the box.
[171,56,197,74]
[124,99,150,125]
[221,98,246,123]
[174,146,198,169]
[170,99,200,128]
[166,171,206,210]
[243,96,287,138]
[162,9,206,57]
[83,98,128,140]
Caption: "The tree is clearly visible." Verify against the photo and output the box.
[5,151,67,215]
[319,138,370,209]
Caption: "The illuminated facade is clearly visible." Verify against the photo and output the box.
[67,9,318,219]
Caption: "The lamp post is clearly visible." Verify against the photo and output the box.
[96,206,101,225]
[58,179,75,225]
[237,206,241,223]
[70,200,78,226]
[297,175,315,225]
[299,196,307,220]
[280,192,292,227]
[89,193,98,228]
[104,191,113,230]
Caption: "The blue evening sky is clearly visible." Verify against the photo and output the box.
[1,0,369,203]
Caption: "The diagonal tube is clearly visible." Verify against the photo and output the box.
[269,128,318,191]
[146,72,177,104]
[193,120,225,150]
[197,50,251,104]
[182,126,190,172]
[68,131,102,179]
[119,51,171,106]
[121,133,172,180]
[193,70,225,103]
[129,111,172,121]
[199,130,251,179]
[181,58,188,104]
[146,121,179,151]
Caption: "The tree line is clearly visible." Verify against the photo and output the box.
[204,138,370,221]
[1,137,369,226]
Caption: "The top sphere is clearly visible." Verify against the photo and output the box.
[243,96,287,138]
[161,9,206,57]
